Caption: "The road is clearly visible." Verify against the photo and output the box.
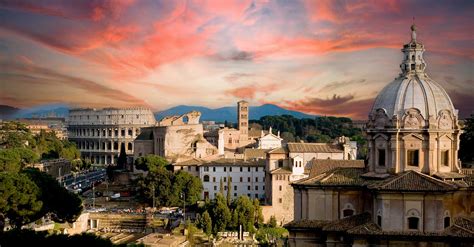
[59,168,106,193]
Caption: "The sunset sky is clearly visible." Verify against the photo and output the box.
[0,0,473,119]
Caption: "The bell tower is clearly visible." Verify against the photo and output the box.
[237,100,249,140]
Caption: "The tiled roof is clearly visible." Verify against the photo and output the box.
[309,159,365,178]
[287,143,343,153]
[243,148,270,160]
[433,172,466,179]
[323,212,372,232]
[135,128,154,140]
[268,146,288,154]
[368,170,457,192]
[270,167,292,174]
[204,158,265,167]
[284,219,329,229]
[295,167,367,187]
[173,158,203,166]
[248,129,268,138]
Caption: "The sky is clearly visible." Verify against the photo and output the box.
[0,0,473,120]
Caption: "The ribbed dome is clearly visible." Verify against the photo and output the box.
[372,77,455,119]
[370,26,457,120]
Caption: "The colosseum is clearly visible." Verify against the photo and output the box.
[67,107,156,165]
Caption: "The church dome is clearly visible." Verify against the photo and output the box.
[370,26,457,120]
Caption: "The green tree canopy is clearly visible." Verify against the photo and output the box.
[0,172,42,228]
[134,154,169,172]
[211,193,231,234]
[22,168,83,224]
[201,211,212,237]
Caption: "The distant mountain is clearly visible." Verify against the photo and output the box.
[155,104,316,122]
[7,104,70,119]
[0,105,21,120]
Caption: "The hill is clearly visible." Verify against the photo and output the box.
[154,104,316,122]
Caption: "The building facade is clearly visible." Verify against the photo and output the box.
[286,25,474,246]
[263,137,358,225]
[173,158,266,200]
[68,107,156,165]
[134,111,218,163]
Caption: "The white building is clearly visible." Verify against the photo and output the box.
[257,127,283,149]
[173,158,266,201]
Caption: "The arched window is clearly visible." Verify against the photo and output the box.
[444,217,451,228]
[408,217,419,230]
[203,175,210,182]
[406,209,420,230]
[342,203,355,218]
[444,211,451,228]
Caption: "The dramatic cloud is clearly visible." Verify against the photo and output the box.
[0,0,473,118]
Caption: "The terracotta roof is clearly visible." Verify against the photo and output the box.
[243,148,270,160]
[203,158,265,167]
[268,146,288,154]
[284,219,329,229]
[248,129,268,138]
[173,158,203,166]
[443,217,474,238]
[295,167,367,187]
[323,212,372,232]
[287,143,343,153]
[433,172,466,179]
[309,159,365,178]
[368,170,458,192]
[270,167,292,174]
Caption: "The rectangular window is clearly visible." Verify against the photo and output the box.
[248,167,251,172]
[234,185,237,190]
[204,167,209,172]
[213,177,216,182]
[279,185,282,191]
[224,167,226,172]
[255,177,258,182]
[224,177,227,182]
[188,166,191,171]
[240,177,243,182]
[255,194,258,199]
[213,167,216,172]
[407,150,420,166]
[441,150,449,166]
[378,149,386,166]
[278,198,282,203]
[408,217,419,230]
[230,167,232,172]
[255,167,258,172]
[214,186,217,190]
[255,186,258,190]
[234,193,237,197]
[224,186,227,190]
[278,160,283,168]
[247,177,251,182]
[247,186,251,190]
[240,167,243,172]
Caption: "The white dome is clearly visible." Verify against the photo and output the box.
[372,76,455,119]
[370,26,457,120]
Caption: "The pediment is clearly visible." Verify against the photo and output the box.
[373,133,389,141]
[437,133,453,141]
[402,133,424,141]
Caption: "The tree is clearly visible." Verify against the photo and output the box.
[22,168,83,224]
[268,215,277,228]
[202,211,212,238]
[0,172,42,228]
[171,171,203,205]
[117,142,127,169]
[219,178,224,195]
[136,167,173,206]
[0,121,33,149]
[460,114,474,165]
[0,148,39,172]
[226,176,232,206]
[134,154,168,172]
[233,196,255,233]
[253,198,264,228]
[211,194,231,234]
